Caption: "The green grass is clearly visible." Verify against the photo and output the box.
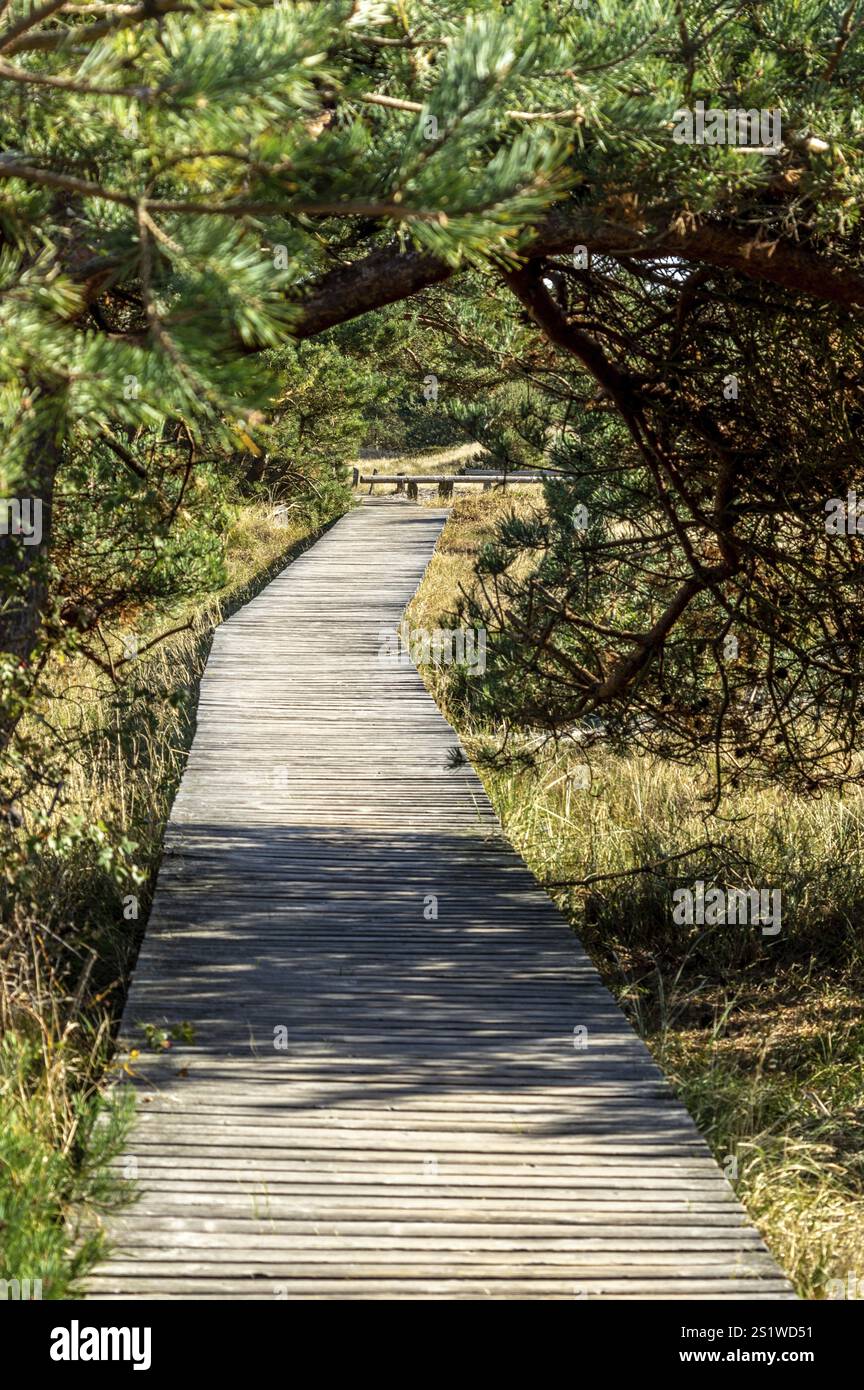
[0,1031,132,1300]
[409,492,864,1300]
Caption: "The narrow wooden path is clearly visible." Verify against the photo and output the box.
[89,500,792,1299]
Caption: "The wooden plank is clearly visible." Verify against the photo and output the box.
[87,500,793,1300]
[87,1281,793,1301]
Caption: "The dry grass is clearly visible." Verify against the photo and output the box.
[354,443,488,475]
[407,486,542,625]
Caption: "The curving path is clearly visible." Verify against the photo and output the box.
[87,499,793,1299]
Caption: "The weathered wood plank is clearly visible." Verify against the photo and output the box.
[87,500,793,1300]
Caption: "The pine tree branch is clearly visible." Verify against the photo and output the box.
[823,0,861,81]
[7,152,863,332]
[292,210,864,338]
[0,58,155,96]
[4,0,192,55]
[292,243,455,338]
[0,0,68,55]
[0,158,448,222]
[360,92,583,122]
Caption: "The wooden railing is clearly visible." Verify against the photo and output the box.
[352,468,551,500]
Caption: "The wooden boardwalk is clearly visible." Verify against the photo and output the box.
[88,500,793,1299]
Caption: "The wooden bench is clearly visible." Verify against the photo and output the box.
[352,469,552,502]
